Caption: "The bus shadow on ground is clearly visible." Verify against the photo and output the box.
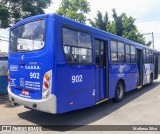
[18,81,160,131]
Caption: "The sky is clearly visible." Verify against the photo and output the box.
[1,0,160,52]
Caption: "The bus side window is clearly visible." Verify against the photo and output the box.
[63,46,73,62]
[143,49,146,63]
[111,41,125,64]
[117,42,125,63]
[146,49,149,63]
[62,27,92,64]
[111,41,118,63]
[145,50,153,63]
[95,40,105,67]
[125,44,131,63]
[95,40,100,66]
[130,46,136,63]
[149,51,153,63]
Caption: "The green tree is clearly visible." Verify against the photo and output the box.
[0,5,9,28]
[106,21,116,34]
[112,9,123,36]
[56,0,90,23]
[111,9,146,44]
[0,0,51,28]
[89,11,109,31]
[90,9,148,45]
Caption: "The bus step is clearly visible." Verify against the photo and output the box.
[96,98,109,105]
[137,85,142,89]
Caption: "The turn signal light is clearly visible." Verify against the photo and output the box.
[44,74,50,81]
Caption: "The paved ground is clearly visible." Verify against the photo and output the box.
[0,77,160,133]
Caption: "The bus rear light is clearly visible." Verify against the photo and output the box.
[44,74,51,81]
[43,81,50,89]
[42,70,52,99]
[42,88,50,98]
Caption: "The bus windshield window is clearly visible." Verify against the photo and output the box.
[10,20,45,52]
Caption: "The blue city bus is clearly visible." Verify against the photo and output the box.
[8,14,159,114]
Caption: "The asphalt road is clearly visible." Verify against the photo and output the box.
[0,77,160,133]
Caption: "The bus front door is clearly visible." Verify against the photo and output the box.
[95,39,109,102]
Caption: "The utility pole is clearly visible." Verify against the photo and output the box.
[151,32,154,49]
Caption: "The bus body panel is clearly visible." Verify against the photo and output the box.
[8,42,50,100]
[125,64,138,91]
[9,60,44,100]
[55,17,96,112]
[54,17,68,113]
[55,64,68,113]
[8,14,57,114]
[67,65,95,111]
[109,64,138,98]
[9,15,55,99]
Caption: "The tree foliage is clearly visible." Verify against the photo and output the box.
[112,9,146,44]
[90,9,148,45]
[0,0,151,46]
[89,11,109,31]
[0,0,51,28]
[0,5,9,28]
[56,0,90,23]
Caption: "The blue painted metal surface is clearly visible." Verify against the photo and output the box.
[0,76,8,95]
[0,57,8,95]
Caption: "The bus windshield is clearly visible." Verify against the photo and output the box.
[10,19,45,52]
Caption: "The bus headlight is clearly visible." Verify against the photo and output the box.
[42,70,52,99]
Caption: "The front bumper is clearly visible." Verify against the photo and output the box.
[8,86,57,114]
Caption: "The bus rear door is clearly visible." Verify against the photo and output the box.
[136,48,143,86]
[94,37,109,102]
[154,53,159,79]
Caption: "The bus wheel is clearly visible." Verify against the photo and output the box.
[149,74,153,86]
[113,81,125,103]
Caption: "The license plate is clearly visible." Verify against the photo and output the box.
[22,90,29,96]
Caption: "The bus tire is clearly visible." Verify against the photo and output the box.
[113,81,125,103]
[148,74,153,86]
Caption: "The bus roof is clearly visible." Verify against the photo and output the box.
[11,13,157,52]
